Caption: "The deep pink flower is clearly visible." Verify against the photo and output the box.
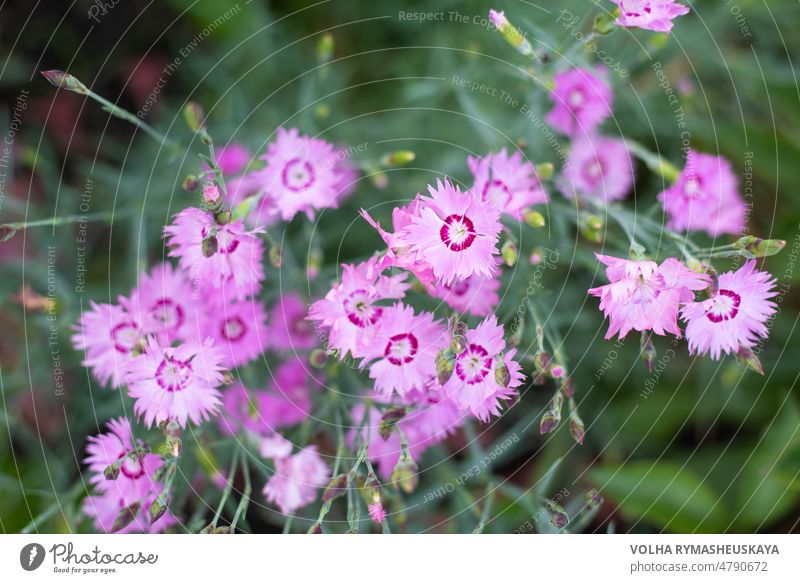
[262,445,330,514]
[164,208,265,301]
[217,382,264,437]
[72,301,142,388]
[431,273,501,317]
[308,257,409,359]
[546,67,613,136]
[261,127,342,221]
[402,179,502,286]
[359,303,446,398]
[128,262,204,345]
[443,316,523,421]
[612,1,690,33]
[125,337,225,427]
[658,150,746,236]
[467,149,549,219]
[201,300,269,368]
[560,134,634,202]
[368,503,387,525]
[267,293,318,352]
[681,261,777,359]
[588,254,709,339]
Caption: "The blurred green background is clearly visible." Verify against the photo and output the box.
[1,0,799,533]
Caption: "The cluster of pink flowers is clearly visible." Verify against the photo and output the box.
[590,255,777,360]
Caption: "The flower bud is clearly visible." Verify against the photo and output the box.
[539,410,560,435]
[592,10,617,35]
[391,454,419,494]
[314,103,330,119]
[309,348,328,369]
[183,102,206,133]
[501,240,519,267]
[550,511,569,529]
[308,523,323,534]
[362,473,382,505]
[452,320,468,338]
[380,151,416,167]
[368,502,387,525]
[214,210,231,225]
[317,32,334,63]
[535,162,554,180]
[322,473,348,503]
[41,70,89,93]
[495,358,511,388]
[548,364,566,379]
[436,349,455,385]
[734,236,786,259]
[561,376,574,399]
[104,460,121,481]
[579,213,604,243]
[112,502,141,532]
[163,420,182,457]
[523,210,546,228]
[183,175,200,192]
[379,406,407,441]
[568,406,585,445]
[202,235,218,258]
[640,332,656,373]
[149,496,168,524]
[269,244,282,268]
[585,488,603,509]
[736,345,764,376]
[533,349,551,373]
[488,9,533,56]
[203,182,221,205]
[450,334,467,354]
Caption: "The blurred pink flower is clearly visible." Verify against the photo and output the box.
[612,1,690,33]
[257,357,319,428]
[262,446,329,514]
[125,337,225,427]
[658,150,746,236]
[546,67,613,136]
[214,143,251,175]
[267,293,318,351]
[681,260,777,359]
[201,299,269,368]
[588,254,709,339]
[560,134,634,202]
[467,149,549,219]
[402,179,501,286]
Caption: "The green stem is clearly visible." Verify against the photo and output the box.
[211,448,239,529]
[231,452,251,532]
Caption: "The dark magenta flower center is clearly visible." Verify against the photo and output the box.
[155,356,193,392]
[221,315,247,342]
[118,451,145,479]
[440,214,477,252]
[111,322,140,354]
[150,298,185,331]
[282,158,316,192]
[455,343,493,384]
[344,289,382,328]
[481,179,512,207]
[384,333,419,366]
[706,289,741,323]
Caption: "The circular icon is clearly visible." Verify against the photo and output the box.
[20,543,46,571]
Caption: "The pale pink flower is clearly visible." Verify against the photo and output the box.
[125,337,225,427]
[612,1,690,33]
[588,254,709,339]
[128,262,204,344]
[359,303,446,399]
[560,134,634,202]
[164,207,265,301]
[443,316,523,421]
[266,293,318,352]
[402,179,502,286]
[201,300,269,368]
[261,127,341,221]
[658,150,746,236]
[308,257,409,359]
[262,446,330,514]
[681,260,778,359]
[546,67,613,136]
[360,200,438,289]
[431,273,501,317]
[259,433,294,459]
[332,146,360,204]
[467,149,549,219]
[368,503,387,525]
[72,301,142,388]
